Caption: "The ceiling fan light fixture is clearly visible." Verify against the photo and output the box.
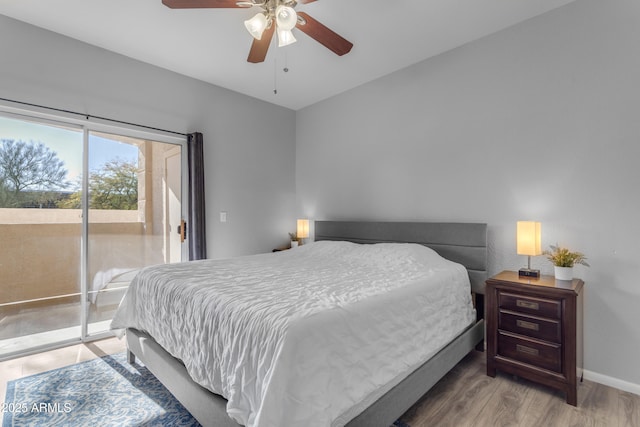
[161,0,353,63]
[276,27,296,47]
[244,12,268,40]
[275,4,297,47]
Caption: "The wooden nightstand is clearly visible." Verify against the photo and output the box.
[486,271,584,406]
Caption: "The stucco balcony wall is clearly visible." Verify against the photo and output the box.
[0,209,161,305]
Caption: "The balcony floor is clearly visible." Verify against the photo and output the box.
[0,299,119,358]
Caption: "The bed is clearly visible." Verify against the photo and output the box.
[111,221,488,427]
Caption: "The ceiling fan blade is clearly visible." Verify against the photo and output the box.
[297,0,318,3]
[162,0,242,8]
[295,12,353,56]
[247,25,275,63]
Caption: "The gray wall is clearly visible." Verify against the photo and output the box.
[0,14,297,259]
[296,0,640,389]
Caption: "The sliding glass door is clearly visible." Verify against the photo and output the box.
[0,114,84,355]
[0,111,186,358]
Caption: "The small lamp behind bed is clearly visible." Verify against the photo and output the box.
[297,219,310,245]
[517,221,542,278]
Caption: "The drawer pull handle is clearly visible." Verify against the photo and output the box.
[516,299,539,310]
[516,344,539,356]
[516,319,540,331]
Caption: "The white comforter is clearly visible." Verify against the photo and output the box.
[111,241,475,427]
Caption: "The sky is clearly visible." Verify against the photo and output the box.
[0,115,138,190]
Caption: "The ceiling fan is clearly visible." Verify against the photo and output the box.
[162,0,354,63]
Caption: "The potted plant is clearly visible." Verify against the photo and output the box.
[288,232,299,248]
[543,244,589,280]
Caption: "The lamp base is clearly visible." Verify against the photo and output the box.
[519,268,540,278]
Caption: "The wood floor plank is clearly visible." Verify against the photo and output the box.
[619,390,640,427]
[412,356,496,426]
[399,353,477,424]
[519,380,576,427]
[473,372,538,426]
[568,381,620,427]
[400,351,495,426]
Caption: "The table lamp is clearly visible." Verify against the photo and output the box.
[297,219,309,244]
[517,221,542,277]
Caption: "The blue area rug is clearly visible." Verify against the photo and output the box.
[3,352,411,426]
[3,352,199,426]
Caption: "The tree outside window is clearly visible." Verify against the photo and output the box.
[0,139,69,208]
[59,159,138,210]
[0,139,138,210]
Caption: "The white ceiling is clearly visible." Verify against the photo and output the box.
[0,0,576,110]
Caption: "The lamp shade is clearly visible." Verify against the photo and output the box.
[517,221,542,256]
[277,27,296,47]
[244,13,268,40]
[275,5,297,30]
[297,219,309,239]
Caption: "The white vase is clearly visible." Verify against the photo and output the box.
[554,266,573,281]
[290,240,299,248]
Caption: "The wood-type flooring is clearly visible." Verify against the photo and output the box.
[399,350,639,427]
[1,339,638,426]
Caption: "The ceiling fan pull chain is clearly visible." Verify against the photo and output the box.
[273,56,278,94]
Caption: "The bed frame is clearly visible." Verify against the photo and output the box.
[126,221,488,427]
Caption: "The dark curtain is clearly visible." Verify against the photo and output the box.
[187,132,207,260]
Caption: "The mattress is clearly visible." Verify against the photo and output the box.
[111,241,475,427]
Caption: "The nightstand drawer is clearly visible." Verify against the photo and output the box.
[499,292,561,319]
[498,331,562,373]
[499,311,562,343]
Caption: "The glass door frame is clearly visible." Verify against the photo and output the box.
[79,121,188,341]
[0,103,188,353]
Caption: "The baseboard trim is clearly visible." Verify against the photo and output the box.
[583,369,640,396]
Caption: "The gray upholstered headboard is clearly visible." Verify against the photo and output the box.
[314,221,488,294]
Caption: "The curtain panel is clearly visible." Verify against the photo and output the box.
[187,132,207,260]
